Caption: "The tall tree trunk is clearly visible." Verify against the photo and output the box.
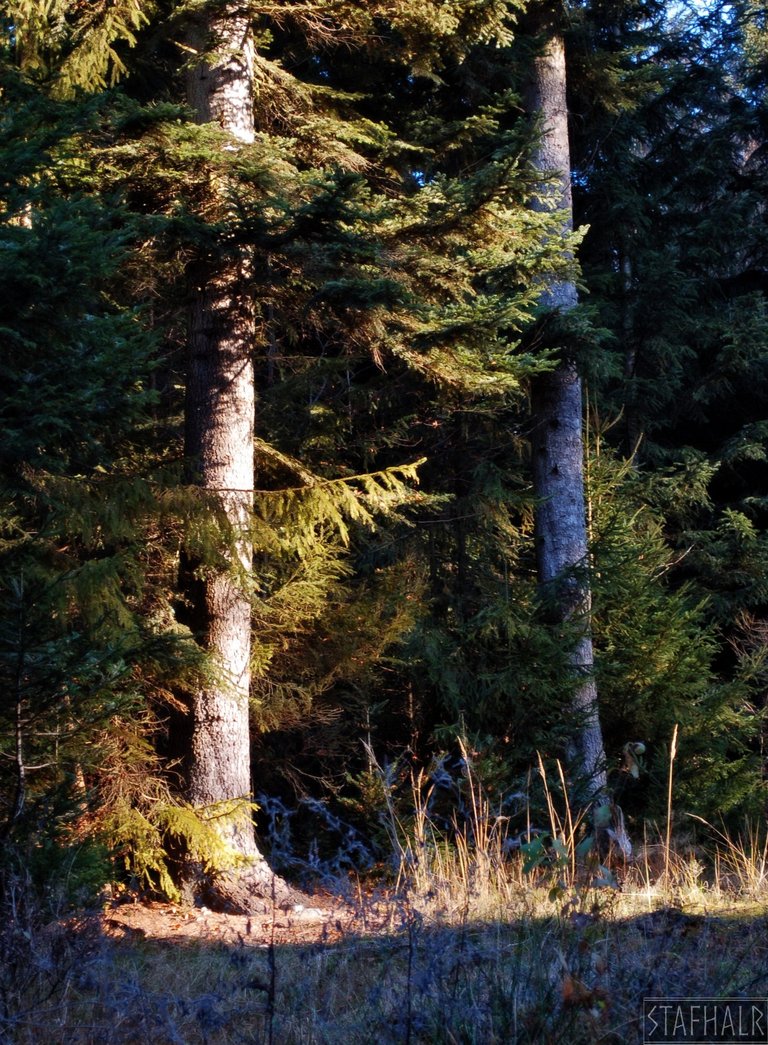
[182,5,298,911]
[525,26,620,840]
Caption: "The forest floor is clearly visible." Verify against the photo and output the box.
[40,884,768,1044]
[101,889,389,947]
[6,867,768,1043]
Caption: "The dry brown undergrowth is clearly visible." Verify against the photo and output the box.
[101,891,391,948]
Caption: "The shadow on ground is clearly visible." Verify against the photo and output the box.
[4,892,768,1044]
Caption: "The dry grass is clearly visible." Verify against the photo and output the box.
[3,758,768,1044]
[3,865,767,1045]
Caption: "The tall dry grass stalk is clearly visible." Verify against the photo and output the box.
[664,723,679,885]
[536,752,590,887]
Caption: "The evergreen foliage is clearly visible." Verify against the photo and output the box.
[2,0,768,894]
[587,443,763,822]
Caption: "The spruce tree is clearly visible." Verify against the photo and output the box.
[162,0,553,906]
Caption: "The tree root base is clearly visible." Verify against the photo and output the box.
[196,864,319,915]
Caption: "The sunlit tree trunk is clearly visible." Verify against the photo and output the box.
[183,5,298,910]
[525,27,621,840]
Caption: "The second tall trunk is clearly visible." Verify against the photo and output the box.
[526,28,609,806]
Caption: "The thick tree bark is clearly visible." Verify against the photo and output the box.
[182,5,300,911]
[185,260,257,845]
[525,28,617,828]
